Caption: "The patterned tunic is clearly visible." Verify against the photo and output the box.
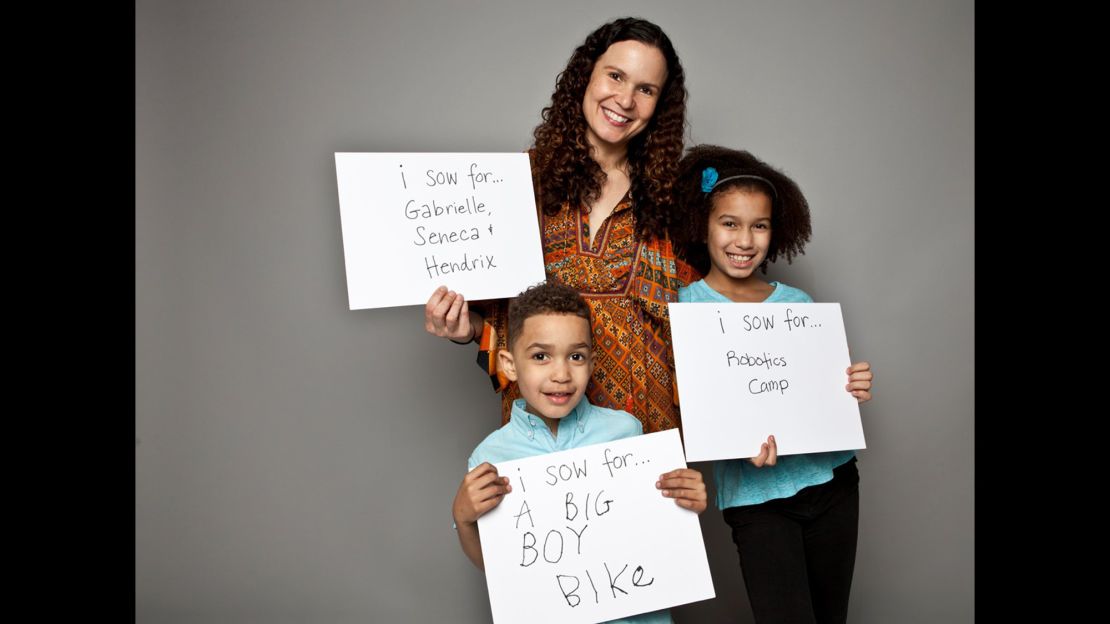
[476,192,700,434]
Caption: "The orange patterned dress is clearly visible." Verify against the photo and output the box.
[475,194,700,434]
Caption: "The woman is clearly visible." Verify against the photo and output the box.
[424,17,698,432]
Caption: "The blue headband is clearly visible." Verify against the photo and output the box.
[701,167,778,198]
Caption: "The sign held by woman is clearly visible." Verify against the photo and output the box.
[335,152,546,309]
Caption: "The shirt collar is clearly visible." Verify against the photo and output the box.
[509,398,591,441]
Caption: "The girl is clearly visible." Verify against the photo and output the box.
[675,144,874,624]
[424,18,698,433]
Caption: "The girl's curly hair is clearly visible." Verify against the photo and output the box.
[531,17,687,242]
[674,144,812,276]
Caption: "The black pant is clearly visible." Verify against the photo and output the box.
[721,457,860,624]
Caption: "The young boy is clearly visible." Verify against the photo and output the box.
[451,281,707,624]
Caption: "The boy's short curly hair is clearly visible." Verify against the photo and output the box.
[507,281,592,350]
[674,144,812,276]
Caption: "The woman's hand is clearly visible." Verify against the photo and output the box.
[424,286,480,343]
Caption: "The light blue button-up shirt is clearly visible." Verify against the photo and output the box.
[467,397,673,624]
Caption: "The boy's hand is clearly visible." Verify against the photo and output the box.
[453,462,511,526]
[749,435,777,467]
[846,361,874,403]
[656,468,707,513]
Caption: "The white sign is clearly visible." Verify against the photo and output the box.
[334,153,547,309]
[669,303,866,462]
[477,429,715,624]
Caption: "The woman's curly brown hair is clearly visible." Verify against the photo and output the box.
[674,144,813,276]
[531,17,687,242]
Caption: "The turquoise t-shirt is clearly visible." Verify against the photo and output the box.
[468,398,674,624]
[676,279,856,510]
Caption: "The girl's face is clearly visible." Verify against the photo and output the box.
[581,40,668,155]
[704,189,774,287]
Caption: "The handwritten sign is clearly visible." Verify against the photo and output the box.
[334,153,546,309]
[477,429,714,624]
[668,303,866,462]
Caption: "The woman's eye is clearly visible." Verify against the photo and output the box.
[608,72,621,81]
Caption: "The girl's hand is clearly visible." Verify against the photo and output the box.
[846,361,873,403]
[749,435,777,467]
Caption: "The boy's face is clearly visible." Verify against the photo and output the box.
[499,313,594,430]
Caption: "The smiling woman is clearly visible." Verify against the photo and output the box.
[423,17,699,436]
[580,40,668,160]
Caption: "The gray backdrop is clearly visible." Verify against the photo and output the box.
[136,0,973,621]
